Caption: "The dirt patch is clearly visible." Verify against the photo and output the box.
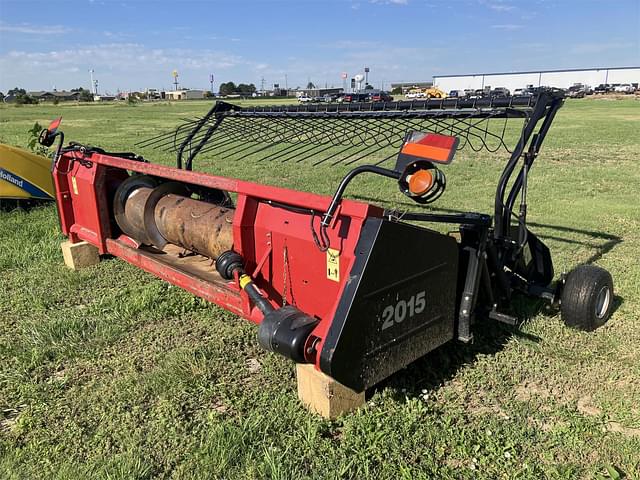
[514,381,552,402]
[605,421,640,437]
[246,358,261,374]
[577,396,602,416]
[529,417,568,433]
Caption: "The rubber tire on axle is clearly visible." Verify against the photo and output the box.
[560,265,614,331]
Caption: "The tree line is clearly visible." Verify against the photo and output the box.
[2,87,94,104]
[218,82,257,96]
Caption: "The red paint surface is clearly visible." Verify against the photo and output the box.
[54,150,383,367]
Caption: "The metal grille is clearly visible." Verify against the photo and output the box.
[137,97,539,170]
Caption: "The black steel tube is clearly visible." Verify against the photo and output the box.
[388,211,491,226]
[493,92,555,239]
[176,101,239,169]
[502,96,563,231]
[185,116,224,171]
[321,165,401,227]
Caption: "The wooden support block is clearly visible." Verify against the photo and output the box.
[61,240,100,270]
[296,364,365,419]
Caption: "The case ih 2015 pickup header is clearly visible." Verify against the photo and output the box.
[40,90,614,396]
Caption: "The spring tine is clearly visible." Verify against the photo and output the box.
[279,142,329,163]
[331,144,381,166]
[137,99,532,169]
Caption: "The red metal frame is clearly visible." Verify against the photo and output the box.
[53,150,383,368]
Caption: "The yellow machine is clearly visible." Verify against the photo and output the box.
[424,87,447,99]
[0,143,55,203]
[405,87,448,99]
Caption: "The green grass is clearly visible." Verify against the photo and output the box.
[1,97,639,479]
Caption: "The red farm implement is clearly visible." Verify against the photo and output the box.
[40,90,614,394]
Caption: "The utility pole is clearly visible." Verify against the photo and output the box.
[89,69,95,92]
[285,74,288,91]
[209,73,214,94]
[260,76,265,93]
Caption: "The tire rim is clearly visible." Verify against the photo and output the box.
[595,286,611,319]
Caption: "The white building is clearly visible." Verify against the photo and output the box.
[433,66,640,93]
[166,89,207,100]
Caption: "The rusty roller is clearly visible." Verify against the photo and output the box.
[114,175,233,258]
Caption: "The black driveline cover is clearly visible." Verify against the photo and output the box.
[320,217,459,391]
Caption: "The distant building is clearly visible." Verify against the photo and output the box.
[28,91,81,101]
[94,95,116,102]
[145,88,162,100]
[433,66,640,93]
[166,89,207,100]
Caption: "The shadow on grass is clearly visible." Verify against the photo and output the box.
[360,206,623,402]
[371,320,538,402]
[372,287,621,404]
[0,198,54,212]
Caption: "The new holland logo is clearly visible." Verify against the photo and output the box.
[0,169,24,188]
[0,167,51,199]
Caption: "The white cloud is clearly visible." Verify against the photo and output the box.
[0,22,71,35]
[489,4,514,11]
[479,0,516,12]
[319,40,382,50]
[491,24,523,30]
[2,43,247,71]
[370,0,408,5]
[0,43,267,91]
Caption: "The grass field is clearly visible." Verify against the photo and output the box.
[0,97,639,479]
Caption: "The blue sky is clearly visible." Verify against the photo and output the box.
[0,0,638,93]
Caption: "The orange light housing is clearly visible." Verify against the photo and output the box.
[400,132,459,164]
[48,116,62,134]
[408,169,434,196]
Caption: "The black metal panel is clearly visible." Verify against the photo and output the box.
[320,217,458,391]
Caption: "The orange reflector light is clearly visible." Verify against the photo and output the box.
[408,169,434,196]
[400,132,458,164]
[48,116,62,134]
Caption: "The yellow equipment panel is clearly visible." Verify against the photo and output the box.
[0,143,54,200]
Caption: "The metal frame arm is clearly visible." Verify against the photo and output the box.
[493,90,564,240]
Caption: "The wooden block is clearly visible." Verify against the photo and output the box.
[296,364,365,419]
[61,240,100,270]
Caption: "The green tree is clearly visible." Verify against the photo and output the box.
[237,83,256,95]
[219,82,237,95]
[364,84,374,90]
[15,92,38,104]
[306,81,316,89]
[8,87,27,96]
[391,86,403,95]
[78,89,94,102]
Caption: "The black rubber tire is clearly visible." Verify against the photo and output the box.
[560,265,614,331]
